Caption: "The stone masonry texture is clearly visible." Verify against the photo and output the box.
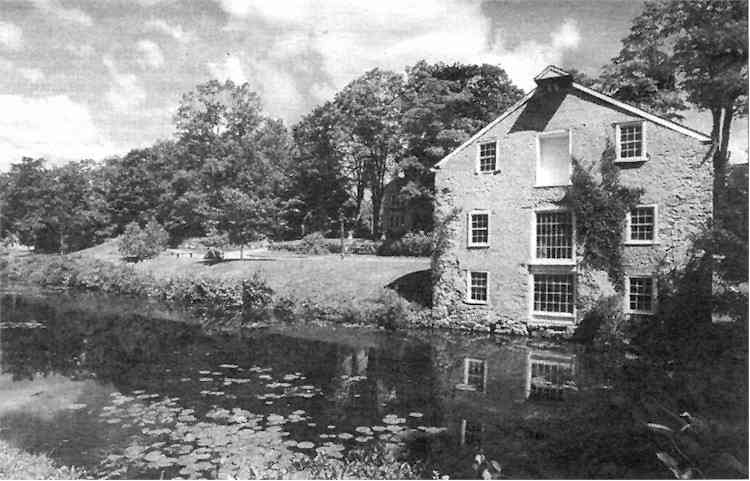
[432,83,713,331]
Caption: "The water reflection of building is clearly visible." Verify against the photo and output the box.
[430,338,581,451]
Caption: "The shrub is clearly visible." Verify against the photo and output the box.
[300,232,332,255]
[377,231,433,257]
[204,247,224,261]
[367,290,414,329]
[241,274,274,321]
[118,219,169,261]
[573,295,629,346]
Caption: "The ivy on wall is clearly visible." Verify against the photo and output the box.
[561,143,643,290]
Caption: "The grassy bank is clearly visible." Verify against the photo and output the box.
[0,439,82,479]
[1,244,431,330]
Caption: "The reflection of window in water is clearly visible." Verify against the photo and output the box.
[460,418,484,446]
[524,351,576,401]
[457,357,486,392]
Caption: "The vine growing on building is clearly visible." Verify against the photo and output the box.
[561,143,643,290]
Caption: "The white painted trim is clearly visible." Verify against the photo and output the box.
[531,207,576,263]
[625,274,658,315]
[573,82,712,143]
[432,89,537,171]
[528,271,577,321]
[467,209,490,248]
[465,270,490,305]
[462,357,488,393]
[615,121,648,162]
[476,140,499,174]
[625,204,659,245]
[535,129,573,187]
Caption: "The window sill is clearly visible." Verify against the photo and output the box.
[534,182,571,188]
[624,240,660,246]
[626,310,655,316]
[475,170,500,175]
[464,299,488,306]
[467,244,490,249]
[528,259,576,266]
[532,311,575,319]
[455,383,479,392]
[614,157,647,163]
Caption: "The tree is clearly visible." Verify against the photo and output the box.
[0,157,109,252]
[174,80,293,243]
[600,0,748,219]
[334,69,406,237]
[399,62,524,230]
[287,101,350,236]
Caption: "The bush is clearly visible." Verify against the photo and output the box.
[573,295,629,346]
[117,219,169,261]
[204,247,224,261]
[300,232,332,255]
[377,231,433,257]
[367,290,414,330]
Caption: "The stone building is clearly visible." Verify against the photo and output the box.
[431,65,713,330]
[380,178,433,238]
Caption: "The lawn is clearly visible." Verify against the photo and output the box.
[75,241,431,306]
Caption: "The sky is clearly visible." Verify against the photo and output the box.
[0,0,746,171]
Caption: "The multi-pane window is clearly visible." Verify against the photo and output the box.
[479,142,496,172]
[618,123,644,160]
[537,131,570,186]
[527,353,575,401]
[535,211,573,260]
[628,276,655,313]
[468,271,488,303]
[629,206,656,242]
[469,212,489,246]
[533,274,574,314]
[461,419,484,446]
[464,358,486,391]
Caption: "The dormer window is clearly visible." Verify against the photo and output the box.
[478,141,497,173]
[616,121,646,162]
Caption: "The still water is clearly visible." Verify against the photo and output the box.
[1,288,672,478]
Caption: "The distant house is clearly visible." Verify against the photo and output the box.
[431,65,713,329]
[380,178,432,238]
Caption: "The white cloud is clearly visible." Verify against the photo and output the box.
[207,55,247,84]
[103,55,147,112]
[145,19,191,43]
[136,39,164,68]
[65,43,95,58]
[213,0,583,117]
[18,67,45,83]
[0,94,117,170]
[30,0,93,26]
[0,21,23,51]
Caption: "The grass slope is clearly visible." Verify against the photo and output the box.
[74,240,430,306]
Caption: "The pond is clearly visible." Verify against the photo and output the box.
[0,288,708,478]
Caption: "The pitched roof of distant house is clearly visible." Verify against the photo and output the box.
[432,65,712,170]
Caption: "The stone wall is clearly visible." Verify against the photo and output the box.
[432,85,713,330]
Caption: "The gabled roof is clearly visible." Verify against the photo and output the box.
[432,66,712,171]
[534,65,572,82]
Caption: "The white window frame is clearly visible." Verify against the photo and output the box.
[467,210,490,248]
[465,270,489,305]
[462,357,487,393]
[625,204,659,245]
[529,271,576,320]
[531,208,576,265]
[535,129,572,187]
[625,274,658,315]
[615,121,647,162]
[476,140,499,174]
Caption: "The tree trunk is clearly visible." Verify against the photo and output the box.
[712,105,733,229]
[240,244,244,260]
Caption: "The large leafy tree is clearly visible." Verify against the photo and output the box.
[174,80,293,245]
[333,69,406,237]
[0,158,109,252]
[600,0,748,218]
[287,101,350,236]
[399,62,524,230]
